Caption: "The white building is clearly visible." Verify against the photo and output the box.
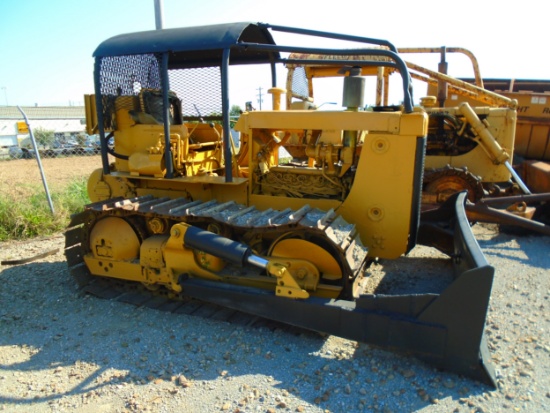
[0,106,85,147]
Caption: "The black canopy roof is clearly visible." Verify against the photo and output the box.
[93,22,279,68]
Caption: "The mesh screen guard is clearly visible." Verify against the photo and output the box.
[98,54,222,125]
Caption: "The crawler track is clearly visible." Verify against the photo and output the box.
[64,195,368,327]
[76,276,314,334]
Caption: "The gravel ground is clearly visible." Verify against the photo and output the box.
[0,223,548,413]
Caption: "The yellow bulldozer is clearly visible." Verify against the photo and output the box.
[67,23,497,385]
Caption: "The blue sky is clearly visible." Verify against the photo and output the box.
[0,0,546,107]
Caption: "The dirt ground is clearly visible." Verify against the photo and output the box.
[0,156,102,193]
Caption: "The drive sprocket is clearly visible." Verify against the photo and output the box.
[423,166,486,204]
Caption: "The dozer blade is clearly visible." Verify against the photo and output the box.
[181,192,497,386]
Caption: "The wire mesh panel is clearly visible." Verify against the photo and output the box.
[97,54,222,125]
[99,54,162,97]
[289,66,310,101]
[169,67,222,120]
[98,54,162,130]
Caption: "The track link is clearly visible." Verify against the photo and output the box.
[77,276,309,334]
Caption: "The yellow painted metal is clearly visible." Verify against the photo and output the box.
[138,235,181,291]
[88,168,248,205]
[412,61,516,109]
[267,261,312,299]
[87,168,137,202]
[428,80,550,162]
[423,106,516,182]
[270,238,342,280]
[237,110,404,135]
[187,122,223,143]
[237,109,428,259]
[261,255,321,299]
[163,223,225,283]
[89,217,140,261]
[84,223,224,292]
[87,168,110,202]
[108,99,223,179]
[163,223,337,298]
[84,216,146,285]
[84,94,98,135]
[84,257,143,282]
[128,147,166,177]
[114,109,190,175]
[339,129,423,258]
[458,103,510,164]
[249,193,339,216]
[397,47,484,88]
[85,231,178,291]
[129,175,248,205]
[268,87,286,110]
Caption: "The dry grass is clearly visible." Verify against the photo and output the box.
[0,156,100,199]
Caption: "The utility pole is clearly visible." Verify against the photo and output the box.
[154,0,164,29]
[256,87,263,110]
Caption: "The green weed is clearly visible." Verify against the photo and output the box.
[0,178,89,241]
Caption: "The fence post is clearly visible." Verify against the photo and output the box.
[17,106,55,215]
